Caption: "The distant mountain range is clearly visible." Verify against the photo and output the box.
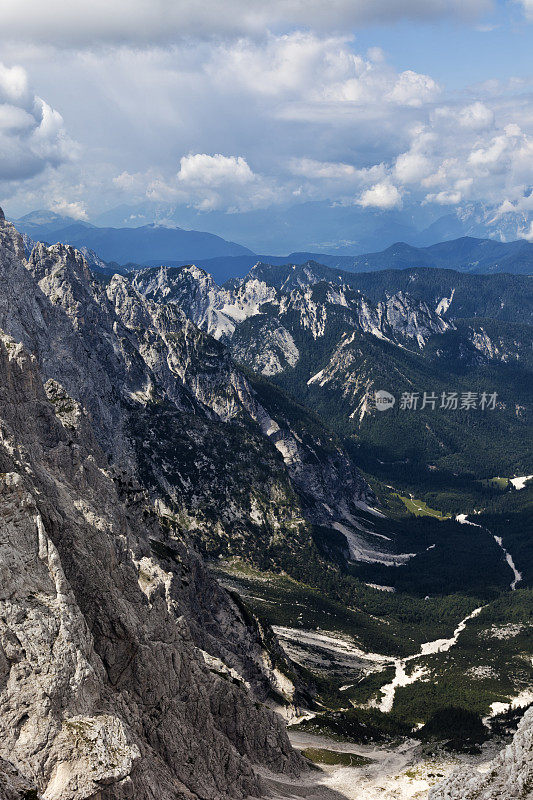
[11,209,533,281]
[288,237,533,275]
[91,198,533,255]
[12,209,253,263]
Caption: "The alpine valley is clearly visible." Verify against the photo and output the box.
[0,208,531,800]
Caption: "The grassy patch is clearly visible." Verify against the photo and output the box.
[480,477,511,489]
[301,748,373,767]
[396,494,451,519]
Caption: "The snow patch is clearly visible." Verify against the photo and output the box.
[510,475,533,490]
[493,535,522,590]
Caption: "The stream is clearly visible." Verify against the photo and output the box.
[456,514,522,591]
[375,511,523,712]
[376,605,484,713]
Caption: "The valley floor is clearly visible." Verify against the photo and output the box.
[259,730,502,800]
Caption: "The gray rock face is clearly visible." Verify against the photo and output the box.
[133,264,455,370]
[0,331,304,799]
[0,756,38,799]
[431,707,533,800]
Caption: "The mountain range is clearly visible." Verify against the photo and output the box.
[131,260,532,479]
[0,207,531,799]
[11,209,533,285]
[91,198,533,255]
[13,209,254,264]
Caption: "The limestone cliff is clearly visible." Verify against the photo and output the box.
[431,707,533,800]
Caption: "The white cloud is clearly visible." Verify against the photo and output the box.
[394,151,433,183]
[289,158,357,179]
[0,27,531,221]
[49,198,88,219]
[388,106,533,210]
[358,181,402,209]
[171,153,265,210]
[0,62,77,183]
[433,101,494,131]
[458,101,494,130]
[206,33,442,128]
[177,153,255,187]
[0,0,494,46]
[0,63,30,103]
[424,189,463,204]
[0,104,34,132]
[137,153,277,211]
[386,70,440,107]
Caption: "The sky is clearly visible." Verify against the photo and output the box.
[0,0,532,228]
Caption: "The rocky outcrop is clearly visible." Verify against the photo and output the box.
[0,757,37,800]
[430,706,533,800]
[0,331,304,799]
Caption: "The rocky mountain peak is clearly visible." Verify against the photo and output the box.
[28,241,93,286]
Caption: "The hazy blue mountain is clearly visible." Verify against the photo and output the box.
[94,200,429,254]
[12,213,254,263]
[93,198,532,255]
[293,237,533,275]
[14,209,95,237]
[138,235,533,283]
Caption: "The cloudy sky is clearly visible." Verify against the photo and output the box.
[0,0,531,222]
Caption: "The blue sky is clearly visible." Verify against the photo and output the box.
[0,0,531,234]
[354,13,531,88]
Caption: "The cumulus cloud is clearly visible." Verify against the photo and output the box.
[358,182,402,209]
[0,0,494,46]
[0,25,531,221]
[424,189,463,205]
[458,101,495,130]
[394,151,433,183]
[205,32,441,133]
[49,198,88,219]
[177,153,255,187]
[169,153,263,209]
[389,103,533,209]
[386,70,440,107]
[0,62,77,184]
[129,153,278,211]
